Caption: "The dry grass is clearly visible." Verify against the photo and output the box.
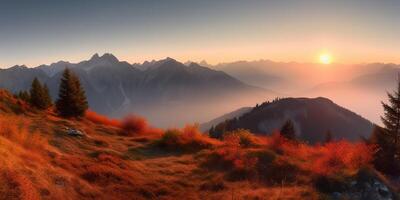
[85,110,121,128]
[0,90,385,199]
[0,115,48,151]
[158,125,221,152]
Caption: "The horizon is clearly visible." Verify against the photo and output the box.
[1,0,400,67]
[2,52,400,69]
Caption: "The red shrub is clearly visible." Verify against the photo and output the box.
[212,141,257,172]
[85,110,121,128]
[121,115,148,135]
[222,129,256,148]
[265,133,292,154]
[312,141,375,175]
[158,124,220,151]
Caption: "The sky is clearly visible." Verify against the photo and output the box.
[0,0,400,67]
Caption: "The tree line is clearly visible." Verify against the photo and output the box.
[16,68,88,117]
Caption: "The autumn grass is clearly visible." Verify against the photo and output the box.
[85,110,121,128]
[0,90,386,199]
[157,125,221,152]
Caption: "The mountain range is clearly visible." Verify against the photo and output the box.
[305,64,400,124]
[0,53,274,127]
[213,60,400,125]
[214,60,395,92]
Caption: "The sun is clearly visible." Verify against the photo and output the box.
[319,53,332,64]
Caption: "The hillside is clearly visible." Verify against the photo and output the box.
[208,97,373,143]
[0,54,274,128]
[0,89,397,199]
[200,107,252,131]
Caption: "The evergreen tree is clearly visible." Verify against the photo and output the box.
[370,125,399,175]
[56,68,88,117]
[374,74,400,175]
[29,77,51,109]
[324,130,333,144]
[16,90,30,102]
[280,119,296,140]
[42,84,53,107]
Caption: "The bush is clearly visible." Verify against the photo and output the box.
[159,129,181,147]
[158,125,218,152]
[205,143,300,183]
[85,110,121,128]
[223,129,255,148]
[120,115,148,136]
[312,141,374,175]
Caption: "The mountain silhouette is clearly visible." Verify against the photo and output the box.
[0,53,275,127]
[207,97,373,143]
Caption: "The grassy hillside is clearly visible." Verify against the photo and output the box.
[0,90,397,200]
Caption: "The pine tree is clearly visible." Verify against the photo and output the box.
[42,84,53,107]
[375,74,400,175]
[324,130,333,144]
[370,125,399,175]
[29,77,51,109]
[280,119,296,140]
[56,68,88,117]
[17,90,30,102]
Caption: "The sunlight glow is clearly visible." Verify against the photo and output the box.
[319,53,332,64]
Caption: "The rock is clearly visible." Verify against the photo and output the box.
[332,192,342,199]
[65,127,86,137]
[328,171,394,200]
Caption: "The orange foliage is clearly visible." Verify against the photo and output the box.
[263,134,375,175]
[159,124,220,151]
[4,171,40,200]
[207,132,375,182]
[214,143,258,172]
[0,116,47,151]
[85,110,121,128]
[222,129,257,148]
[120,115,149,135]
[312,141,375,175]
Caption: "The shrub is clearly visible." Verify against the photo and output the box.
[223,129,255,148]
[312,141,374,175]
[159,129,181,147]
[211,145,258,180]
[158,125,218,152]
[85,110,121,128]
[266,133,291,155]
[120,115,148,136]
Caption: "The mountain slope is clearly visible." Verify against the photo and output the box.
[0,89,395,200]
[200,107,252,131]
[0,54,275,127]
[209,97,373,143]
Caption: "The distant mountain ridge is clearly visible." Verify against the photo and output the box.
[207,97,373,143]
[200,107,252,131]
[305,64,400,125]
[0,53,275,127]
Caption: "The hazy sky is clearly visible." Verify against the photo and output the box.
[1,0,399,67]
